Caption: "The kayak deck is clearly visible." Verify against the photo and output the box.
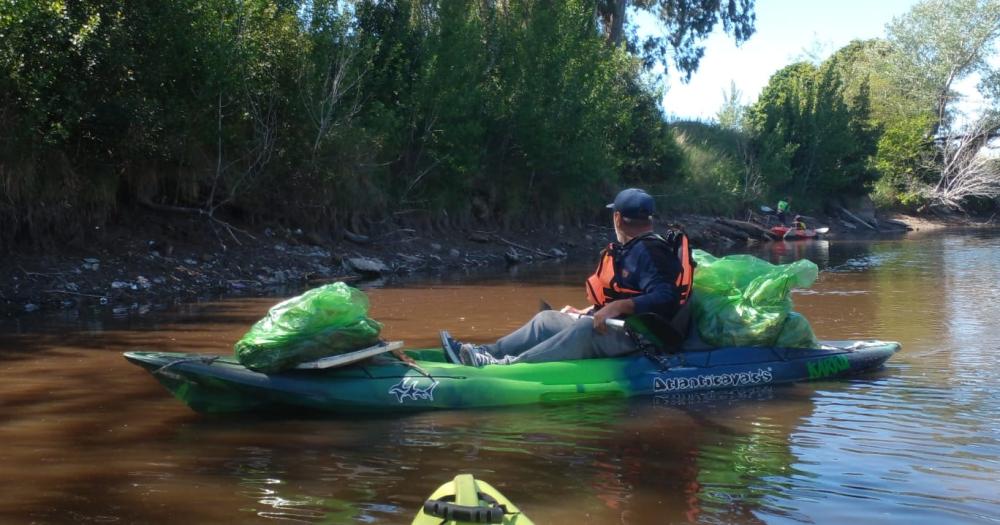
[414,474,533,525]
[124,340,900,414]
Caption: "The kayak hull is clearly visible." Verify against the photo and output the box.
[771,225,819,240]
[124,341,899,414]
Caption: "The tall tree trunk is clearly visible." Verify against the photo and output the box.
[594,0,628,46]
[607,0,627,46]
[929,66,959,138]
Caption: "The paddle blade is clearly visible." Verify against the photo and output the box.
[815,227,830,234]
[760,205,774,213]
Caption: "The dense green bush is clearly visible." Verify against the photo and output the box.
[746,59,879,206]
[0,0,696,247]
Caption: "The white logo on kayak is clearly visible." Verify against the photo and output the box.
[653,367,773,392]
[388,378,439,403]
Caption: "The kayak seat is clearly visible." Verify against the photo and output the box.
[625,304,692,354]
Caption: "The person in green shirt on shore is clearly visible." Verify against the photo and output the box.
[776,197,791,225]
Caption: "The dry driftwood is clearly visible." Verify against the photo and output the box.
[926,115,1000,210]
[492,235,558,258]
[709,221,750,241]
[881,219,913,231]
[715,218,778,240]
[838,206,876,230]
[343,229,371,244]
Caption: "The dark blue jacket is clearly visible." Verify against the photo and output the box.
[612,234,682,318]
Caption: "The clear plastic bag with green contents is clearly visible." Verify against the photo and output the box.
[235,282,382,373]
[690,250,819,348]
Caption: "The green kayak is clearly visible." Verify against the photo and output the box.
[123,339,899,414]
[413,474,532,525]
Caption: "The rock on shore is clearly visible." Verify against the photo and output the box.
[2,206,953,318]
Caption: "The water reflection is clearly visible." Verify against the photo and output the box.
[151,393,822,524]
[2,231,1000,524]
[765,239,831,267]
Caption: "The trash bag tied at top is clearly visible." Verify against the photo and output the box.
[235,282,382,373]
[690,250,819,348]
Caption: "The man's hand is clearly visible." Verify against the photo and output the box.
[592,299,634,334]
[560,305,587,314]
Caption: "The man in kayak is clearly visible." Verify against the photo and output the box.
[441,188,693,367]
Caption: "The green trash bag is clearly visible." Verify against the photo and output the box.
[775,312,820,349]
[690,250,819,348]
[235,282,382,373]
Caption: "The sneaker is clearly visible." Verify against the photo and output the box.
[439,330,462,364]
[459,344,505,367]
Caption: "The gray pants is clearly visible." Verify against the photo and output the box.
[482,310,637,364]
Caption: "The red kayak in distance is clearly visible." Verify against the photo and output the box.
[771,225,820,240]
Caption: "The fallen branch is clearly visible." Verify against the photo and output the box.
[924,115,1000,210]
[709,221,749,241]
[343,229,370,244]
[838,207,876,230]
[715,218,777,240]
[19,266,67,278]
[492,235,558,258]
[44,289,105,299]
[377,228,417,240]
[21,267,72,288]
[139,199,257,246]
[881,219,913,231]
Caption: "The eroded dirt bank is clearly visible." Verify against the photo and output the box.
[1,208,977,318]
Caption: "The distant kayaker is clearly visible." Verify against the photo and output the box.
[792,214,807,230]
[777,197,791,225]
[441,188,694,367]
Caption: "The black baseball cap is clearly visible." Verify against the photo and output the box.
[606,188,656,220]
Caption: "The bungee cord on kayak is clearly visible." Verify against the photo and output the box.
[153,355,220,376]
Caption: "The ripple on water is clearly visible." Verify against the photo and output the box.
[4,231,1000,525]
[826,253,895,273]
[761,373,1000,525]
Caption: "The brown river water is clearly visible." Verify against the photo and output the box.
[2,231,999,524]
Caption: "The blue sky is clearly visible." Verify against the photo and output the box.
[659,0,923,120]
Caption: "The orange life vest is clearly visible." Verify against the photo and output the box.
[585,230,695,308]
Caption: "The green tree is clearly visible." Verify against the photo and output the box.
[597,0,756,80]
[716,80,745,130]
[0,0,706,247]
[885,0,1000,135]
[815,39,936,207]
[747,57,879,202]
